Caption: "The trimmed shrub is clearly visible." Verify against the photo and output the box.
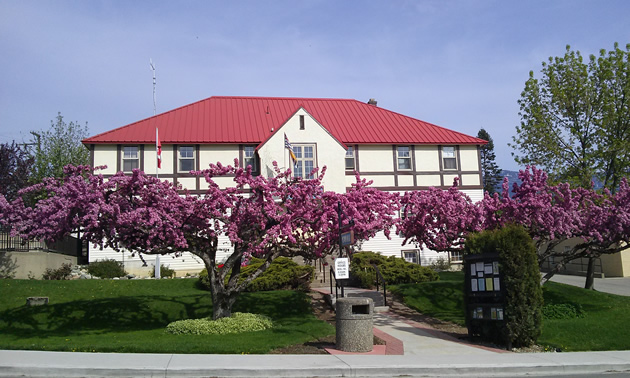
[165,312,273,335]
[198,257,313,292]
[464,224,543,348]
[87,259,127,279]
[350,251,439,288]
[151,264,176,279]
[42,263,72,280]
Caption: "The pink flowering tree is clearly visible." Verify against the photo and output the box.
[481,166,630,287]
[2,162,398,319]
[398,179,483,257]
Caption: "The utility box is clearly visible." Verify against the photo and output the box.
[336,297,374,352]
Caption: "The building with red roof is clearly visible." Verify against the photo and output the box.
[84,96,487,271]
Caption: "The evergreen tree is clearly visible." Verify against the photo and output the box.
[477,128,502,194]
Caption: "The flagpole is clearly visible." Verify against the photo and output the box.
[150,59,161,279]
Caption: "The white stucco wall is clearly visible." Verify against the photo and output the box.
[415,146,440,172]
[459,145,480,172]
[92,145,117,174]
[257,108,347,193]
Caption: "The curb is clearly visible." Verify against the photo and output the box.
[3,350,630,377]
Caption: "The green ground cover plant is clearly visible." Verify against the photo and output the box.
[391,271,630,351]
[166,312,273,335]
[0,279,333,354]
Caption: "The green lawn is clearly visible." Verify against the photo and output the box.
[390,271,466,326]
[0,279,333,354]
[390,271,630,351]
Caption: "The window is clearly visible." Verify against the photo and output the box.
[397,146,411,170]
[243,146,257,171]
[293,144,316,179]
[450,250,463,262]
[402,250,418,264]
[442,146,457,170]
[179,146,195,172]
[345,146,355,170]
[122,146,139,172]
[299,115,305,130]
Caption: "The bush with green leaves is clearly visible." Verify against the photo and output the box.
[428,257,451,272]
[165,312,273,335]
[198,257,313,292]
[464,224,543,348]
[542,303,586,320]
[151,264,176,279]
[42,263,72,280]
[350,251,438,288]
[87,259,127,279]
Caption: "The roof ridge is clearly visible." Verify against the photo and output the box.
[211,95,356,102]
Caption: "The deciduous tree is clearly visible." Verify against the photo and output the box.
[480,166,630,287]
[30,113,90,182]
[2,162,398,319]
[398,179,482,254]
[511,43,630,190]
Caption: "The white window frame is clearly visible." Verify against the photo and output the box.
[243,145,257,172]
[345,146,355,171]
[442,146,457,170]
[450,250,463,263]
[402,250,419,264]
[397,146,411,170]
[293,144,317,179]
[178,146,195,172]
[122,146,139,172]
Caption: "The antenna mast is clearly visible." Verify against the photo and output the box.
[150,59,156,116]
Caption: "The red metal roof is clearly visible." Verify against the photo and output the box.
[83,96,486,145]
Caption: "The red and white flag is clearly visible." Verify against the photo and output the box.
[156,128,162,169]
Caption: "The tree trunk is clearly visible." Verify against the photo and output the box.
[584,257,596,290]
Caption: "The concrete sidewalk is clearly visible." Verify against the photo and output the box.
[550,274,630,296]
[2,349,630,377]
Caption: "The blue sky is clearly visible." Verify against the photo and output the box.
[0,0,628,171]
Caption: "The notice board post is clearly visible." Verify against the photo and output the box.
[464,252,510,349]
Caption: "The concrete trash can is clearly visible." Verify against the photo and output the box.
[335,297,374,352]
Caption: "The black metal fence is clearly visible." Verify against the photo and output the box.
[0,227,88,264]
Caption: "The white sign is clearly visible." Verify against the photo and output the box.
[335,258,350,280]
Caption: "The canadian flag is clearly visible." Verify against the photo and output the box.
[156,128,162,169]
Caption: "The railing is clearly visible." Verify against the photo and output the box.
[371,264,387,307]
[0,227,87,263]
